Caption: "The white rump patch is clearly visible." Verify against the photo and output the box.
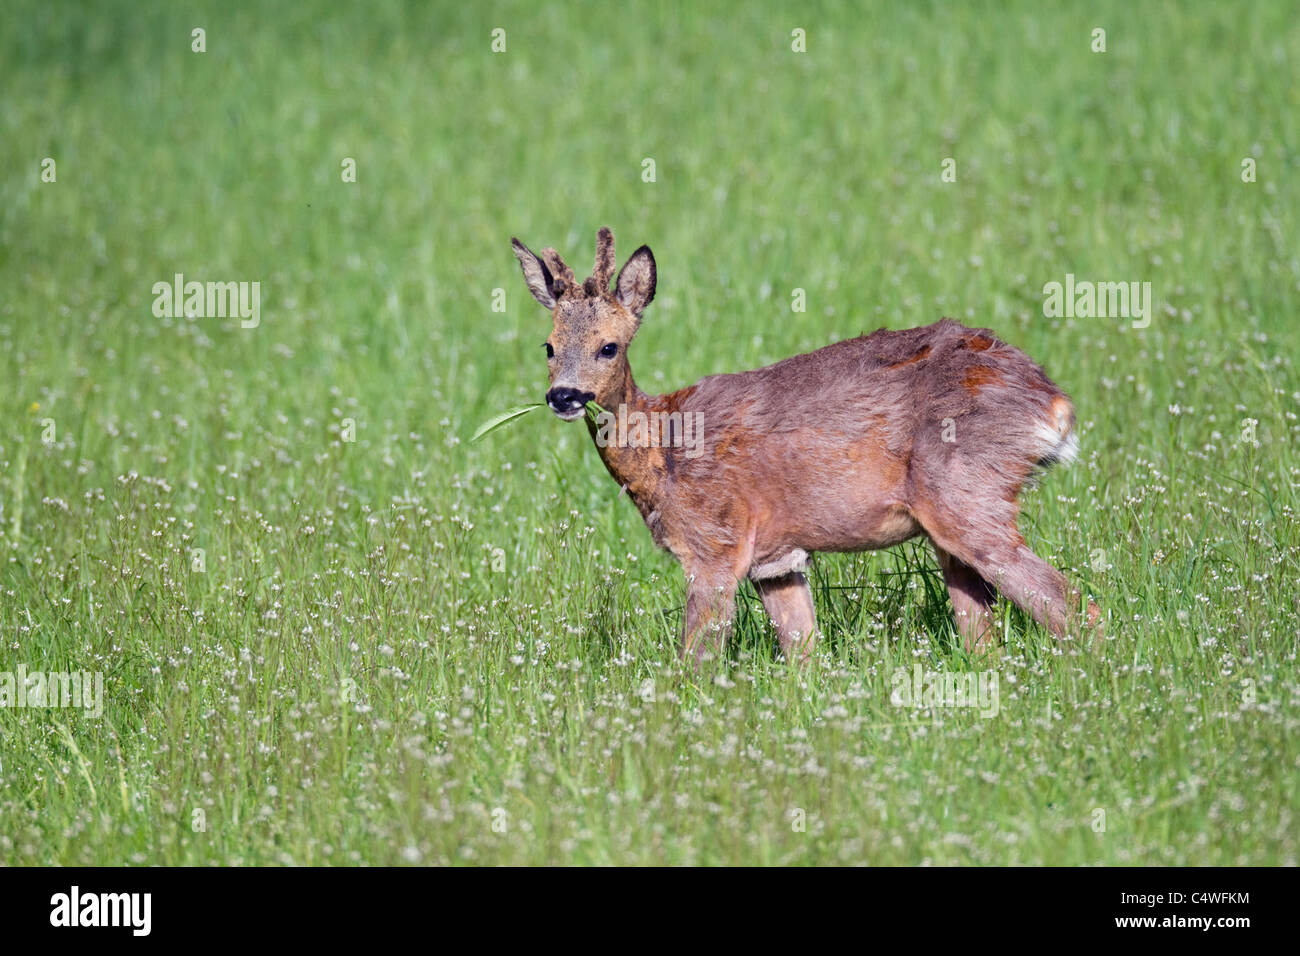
[749,549,810,581]
[1034,422,1079,466]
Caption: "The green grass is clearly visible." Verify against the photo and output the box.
[1,0,1297,865]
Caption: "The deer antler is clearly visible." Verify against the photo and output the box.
[585,226,616,297]
[541,247,578,298]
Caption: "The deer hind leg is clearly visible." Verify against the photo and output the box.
[916,502,1095,642]
[958,536,1079,637]
[752,571,818,663]
[932,545,997,653]
[975,541,1080,636]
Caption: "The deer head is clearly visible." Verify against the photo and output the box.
[511,227,656,419]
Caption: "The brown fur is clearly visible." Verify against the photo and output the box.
[512,228,1101,664]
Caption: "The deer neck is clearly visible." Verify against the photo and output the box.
[585,368,669,515]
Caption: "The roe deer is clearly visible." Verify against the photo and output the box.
[512,227,1101,664]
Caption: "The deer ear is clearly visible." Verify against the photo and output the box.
[512,238,556,309]
[615,245,656,317]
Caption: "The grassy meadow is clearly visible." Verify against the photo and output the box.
[1,0,1297,865]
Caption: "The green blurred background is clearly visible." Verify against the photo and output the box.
[0,1,1296,864]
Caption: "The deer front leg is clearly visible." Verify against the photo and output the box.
[752,571,818,663]
[682,570,739,666]
[679,521,759,666]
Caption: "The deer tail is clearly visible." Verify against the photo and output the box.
[1034,394,1079,467]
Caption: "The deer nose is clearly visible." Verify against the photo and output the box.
[546,387,594,415]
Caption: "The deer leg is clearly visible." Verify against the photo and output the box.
[682,571,739,666]
[967,542,1080,637]
[916,503,1099,643]
[752,571,818,663]
[933,545,997,653]
[1008,554,1103,646]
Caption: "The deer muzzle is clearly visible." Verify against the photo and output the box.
[546,386,594,420]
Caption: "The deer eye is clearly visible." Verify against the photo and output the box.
[544,343,554,359]
[599,342,618,359]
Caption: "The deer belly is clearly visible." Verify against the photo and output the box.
[766,500,920,554]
